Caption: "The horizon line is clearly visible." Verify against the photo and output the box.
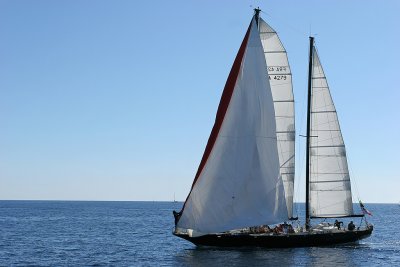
[0,199,398,204]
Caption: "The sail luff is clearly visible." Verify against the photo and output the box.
[309,46,354,218]
[177,17,288,233]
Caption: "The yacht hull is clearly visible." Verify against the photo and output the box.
[173,226,373,248]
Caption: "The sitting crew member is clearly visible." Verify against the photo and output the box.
[287,224,295,234]
[282,222,288,234]
[273,224,283,234]
[348,221,355,231]
[261,225,271,233]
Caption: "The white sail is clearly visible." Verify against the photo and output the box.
[259,18,295,219]
[177,18,288,234]
[309,47,354,217]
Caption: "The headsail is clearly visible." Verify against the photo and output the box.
[259,18,295,219]
[309,47,354,217]
[177,18,288,234]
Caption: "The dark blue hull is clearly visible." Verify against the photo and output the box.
[174,226,373,248]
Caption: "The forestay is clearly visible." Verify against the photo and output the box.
[259,18,295,219]
[309,47,354,217]
[177,18,288,234]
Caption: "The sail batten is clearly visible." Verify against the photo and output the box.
[177,18,288,234]
[309,47,354,218]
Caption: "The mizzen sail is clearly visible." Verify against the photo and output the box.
[259,18,295,219]
[309,47,354,218]
[177,18,288,233]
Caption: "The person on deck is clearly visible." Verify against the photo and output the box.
[273,224,283,234]
[334,219,342,230]
[282,222,288,234]
[348,221,355,231]
[288,224,295,234]
[261,225,271,233]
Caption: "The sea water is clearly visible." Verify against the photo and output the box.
[0,201,399,266]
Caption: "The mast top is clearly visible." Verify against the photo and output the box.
[254,7,261,25]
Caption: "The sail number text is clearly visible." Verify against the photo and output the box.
[268,66,287,72]
[269,75,287,81]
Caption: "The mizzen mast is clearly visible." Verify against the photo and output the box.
[305,36,314,230]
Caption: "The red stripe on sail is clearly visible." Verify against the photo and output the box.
[179,21,252,216]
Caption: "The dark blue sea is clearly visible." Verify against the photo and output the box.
[0,201,399,266]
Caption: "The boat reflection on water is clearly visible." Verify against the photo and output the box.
[173,244,361,267]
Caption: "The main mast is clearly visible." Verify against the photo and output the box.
[305,36,314,230]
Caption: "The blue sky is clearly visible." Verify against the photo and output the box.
[0,0,399,203]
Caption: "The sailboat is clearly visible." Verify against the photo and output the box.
[172,9,373,247]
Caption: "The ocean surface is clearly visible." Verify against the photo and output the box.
[0,201,399,266]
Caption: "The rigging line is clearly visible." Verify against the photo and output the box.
[279,154,295,169]
[346,149,362,202]
[294,41,311,214]
[260,10,308,37]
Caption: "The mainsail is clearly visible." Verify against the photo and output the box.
[177,18,288,234]
[309,47,354,217]
[259,18,295,219]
